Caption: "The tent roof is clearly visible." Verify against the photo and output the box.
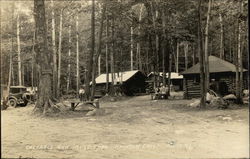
[148,72,183,79]
[94,70,142,84]
[180,56,247,75]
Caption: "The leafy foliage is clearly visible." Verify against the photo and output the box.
[1,0,248,95]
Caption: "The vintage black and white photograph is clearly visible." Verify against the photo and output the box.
[1,0,249,158]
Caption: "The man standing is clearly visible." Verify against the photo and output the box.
[79,85,85,101]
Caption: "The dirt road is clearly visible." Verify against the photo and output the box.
[2,95,249,158]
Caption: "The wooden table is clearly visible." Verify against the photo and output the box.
[69,99,100,111]
[151,93,167,100]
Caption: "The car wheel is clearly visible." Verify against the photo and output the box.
[20,100,29,107]
[9,99,17,107]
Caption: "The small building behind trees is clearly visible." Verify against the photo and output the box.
[181,56,248,99]
[147,72,184,91]
[93,70,147,97]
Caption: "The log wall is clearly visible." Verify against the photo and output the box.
[184,73,248,99]
[184,78,201,99]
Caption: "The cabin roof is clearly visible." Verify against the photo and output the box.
[180,56,247,75]
[148,72,183,79]
[94,70,142,84]
[10,85,27,88]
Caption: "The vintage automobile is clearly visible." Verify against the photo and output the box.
[8,86,30,107]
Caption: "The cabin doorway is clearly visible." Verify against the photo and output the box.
[218,81,228,96]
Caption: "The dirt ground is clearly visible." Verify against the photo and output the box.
[1,95,249,159]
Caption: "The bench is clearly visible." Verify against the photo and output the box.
[70,99,99,111]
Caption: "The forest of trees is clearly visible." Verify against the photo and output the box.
[1,0,248,111]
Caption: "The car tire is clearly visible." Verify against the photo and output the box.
[20,100,28,107]
[9,99,17,107]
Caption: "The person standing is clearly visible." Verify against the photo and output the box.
[154,85,160,100]
[79,85,85,101]
[160,83,167,99]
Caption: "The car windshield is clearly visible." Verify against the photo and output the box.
[10,88,27,93]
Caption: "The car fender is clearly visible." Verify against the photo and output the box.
[8,96,23,104]
[8,96,18,101]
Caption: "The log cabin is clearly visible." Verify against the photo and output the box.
[92,70,147,97]
[180,56,248,99]
[147,72,184,91]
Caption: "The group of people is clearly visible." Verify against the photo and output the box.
[154,83,169,99]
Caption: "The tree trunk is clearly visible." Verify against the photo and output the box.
[192,43,196,66]
[176,41,179,73]
[233,23,237,65]
[22,64,25,86]
[235,39,240,102]
[66,26,71,94]
[150,1,160,87]
[46,17,49,35]
[229,34,232,62]
[32,30,35,89]
[17,13,22,86]
[136,43,139,69]
[9,2,15,88]
[91,2,106,100]
[57,9,63,97]
[146,35,150,74]
[7,39,13,101]
[171,39,176,70]
[167,53,172,97]
[236,1,243,104]
[120,47,123,85]
[149,34,156,89]
[11,4,15,86]
[162,10,166,87]
[110,16,115,95]
[51,0,57,98]
[130,17,134,71]
[219,13,224,59]
[162,46,166,86]
[205,0,211,91]
[198,0,206,108]
[235,21,241,103]
[105,12,109,94]
[98,55,101,75]
[33,0,54,114]
[155,11,160,87]
[85,0,95,100]
[137,4,143,71]
[239,35,243,101]
[184,42,188,70]
[239,2,244,104]
[76,15,79,98]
